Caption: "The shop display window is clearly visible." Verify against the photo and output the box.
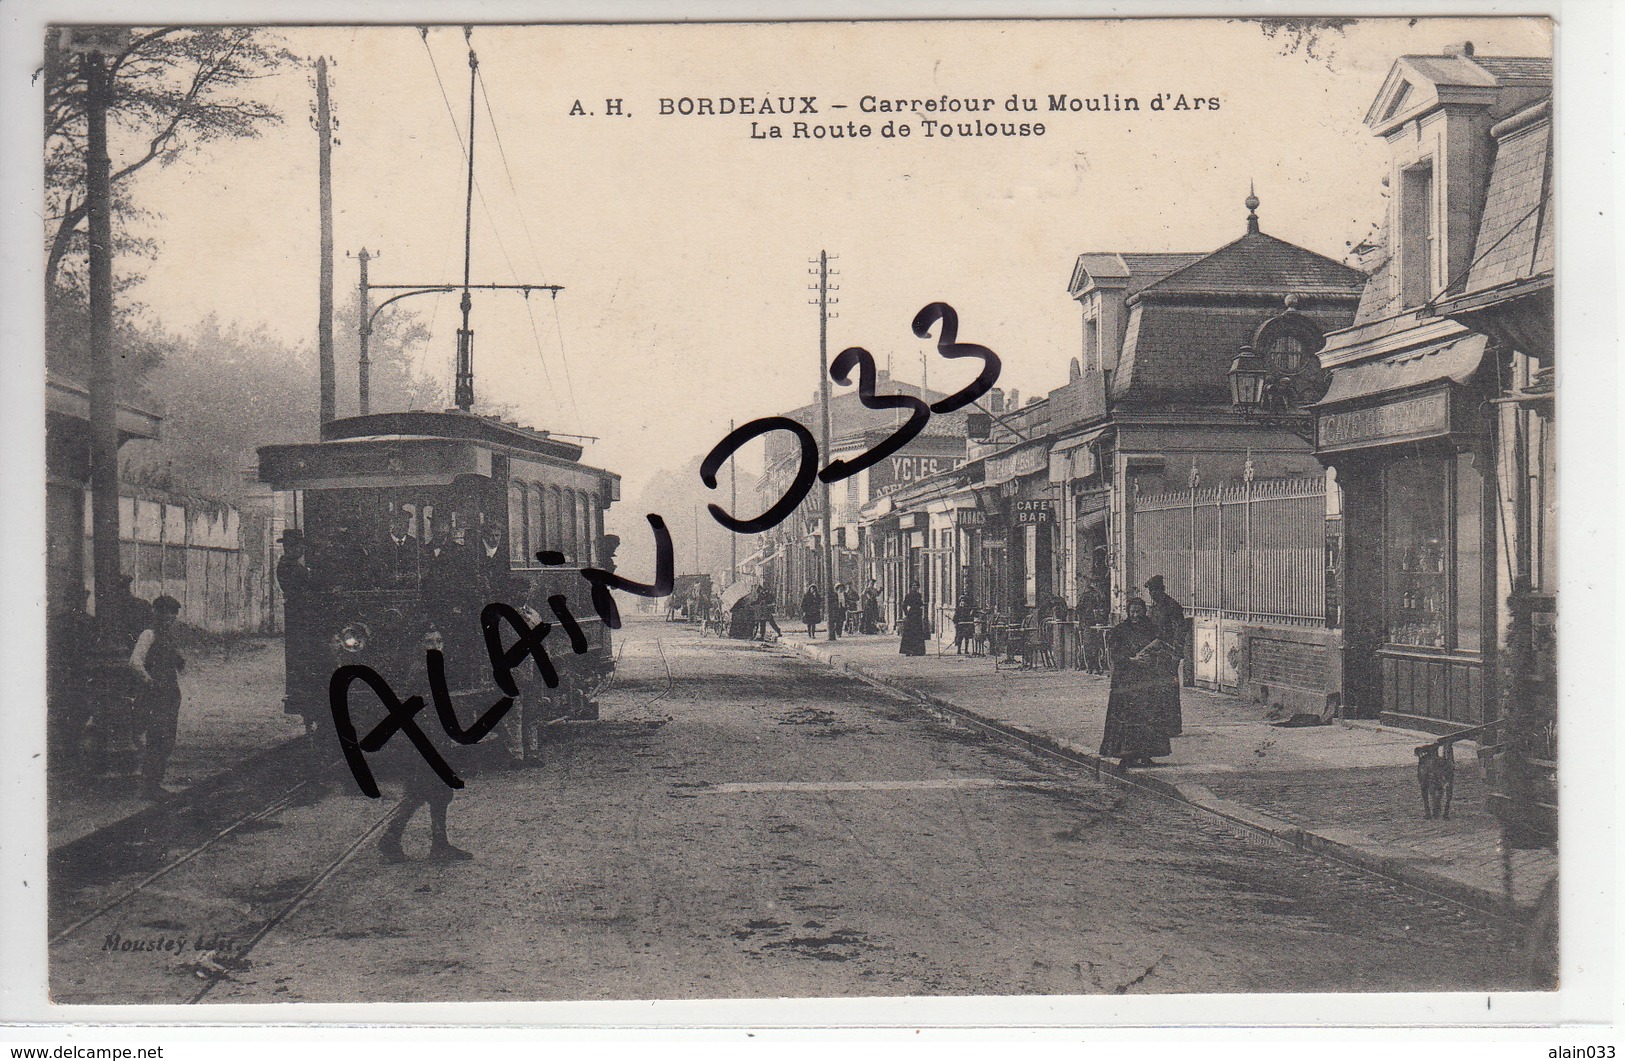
[1381,452,1486,653]
[1383,457,1448,648]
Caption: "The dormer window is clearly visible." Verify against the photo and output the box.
[1381,81,1412,123]
[1400,160,1436,307]
[1083,308,1100,371]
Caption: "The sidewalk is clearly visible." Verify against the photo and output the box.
[49,637,308,854]
[777,631,1556,917]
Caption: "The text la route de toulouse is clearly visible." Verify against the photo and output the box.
[566,91,1223,140]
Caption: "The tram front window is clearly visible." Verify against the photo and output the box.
[304,489,455,593]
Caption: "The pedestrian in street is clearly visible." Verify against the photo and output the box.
[276,529,327,734]
[500,577,548,768]
[377,624,475,863]
[801,583,822,638]
[952,594,976,654]
[899,585,928,657]
[1145,574,1187,737]
[1078,579,1109,674]
[1099,597,1173,768]
[860,579,882,634]
[829,583,847,641]
[754,585,782,641]
[129,594,185,800]
[114,575,151,654]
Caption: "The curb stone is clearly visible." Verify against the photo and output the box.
[777,637,1537,923]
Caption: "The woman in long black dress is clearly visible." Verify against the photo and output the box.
[898,586,928,656]
[800,583,822,638]
[1098,598,1173,767]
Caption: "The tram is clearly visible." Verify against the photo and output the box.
[258,410,621,730]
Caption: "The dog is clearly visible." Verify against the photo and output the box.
[1415,742,1455,820]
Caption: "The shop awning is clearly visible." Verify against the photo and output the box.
[1317,334,1489,407]
[1076,494,1108,531]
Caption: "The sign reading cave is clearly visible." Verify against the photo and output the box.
[1317,390,1451,452]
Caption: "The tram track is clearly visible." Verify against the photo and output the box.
[49,756,407,1004]
[184,807,398,1003]
[50,779,320,945]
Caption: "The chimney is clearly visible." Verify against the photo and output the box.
[1443,41,1475,57]
[989,387,1005,414]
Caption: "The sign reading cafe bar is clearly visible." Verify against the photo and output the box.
[1014,499,1054,525]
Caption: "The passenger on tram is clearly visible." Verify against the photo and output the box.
[378,507,421,587]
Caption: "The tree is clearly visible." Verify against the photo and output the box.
[121,295,447,502]
[43,26,298,307]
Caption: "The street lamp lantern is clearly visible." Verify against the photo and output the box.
[1228,345,1269,413]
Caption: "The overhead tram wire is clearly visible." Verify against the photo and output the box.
[421,27,575,426]
[476,65,584,432]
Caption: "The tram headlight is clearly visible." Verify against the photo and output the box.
[334,621,371,654]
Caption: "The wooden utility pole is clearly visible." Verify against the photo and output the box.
[316,57,336,425]
[814,251,838,642]
[84,44,120,633]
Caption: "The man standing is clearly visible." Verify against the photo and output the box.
[753,584,782,641]
[376,625,475,862]
[1144,574,1186,737]
[129,595,185,799]
[276,529,324,734]
[1077,579,1109,674]
[378,508,420,587]
[830,583,848,640]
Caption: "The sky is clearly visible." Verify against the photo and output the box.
[102,17,1552,538]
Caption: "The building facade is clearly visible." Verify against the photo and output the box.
[1311,44,1552,729]
[753,370,966,622]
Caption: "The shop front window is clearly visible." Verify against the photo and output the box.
[1384,458,1448,648]
[1382,452,1485,653]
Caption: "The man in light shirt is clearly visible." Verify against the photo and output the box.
[128,594,185,800]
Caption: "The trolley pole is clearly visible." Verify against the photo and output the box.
[356,248,371,415]
[454,44,479,412]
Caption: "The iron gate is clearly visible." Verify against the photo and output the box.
[1130,476,1331,627]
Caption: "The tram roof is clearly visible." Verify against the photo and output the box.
[322,410,587,461]
[258,410,618,492]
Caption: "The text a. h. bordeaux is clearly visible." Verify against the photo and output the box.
[652,91,1218,139]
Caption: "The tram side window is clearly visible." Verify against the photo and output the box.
[508,483,526,564]
[579,493,595,566]
[564,488,579,563]
[549,486,565,561]
[529,484,545,562]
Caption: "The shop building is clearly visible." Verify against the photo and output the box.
[1056,203,1365,710]
[1311,44,1552,729]
[753,370,966,617]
